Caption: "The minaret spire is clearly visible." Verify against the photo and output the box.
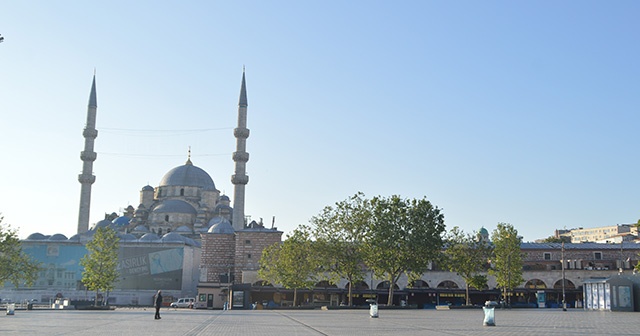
[77,74,99,234]
[232,69,250,230]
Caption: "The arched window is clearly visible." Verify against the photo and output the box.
[437,280,459,289]
[165,215,169,222]
[553,279,575,289]
[315,281,337,288]
[347,281,369,290]
[376,281,399,290]
[180,188,184,196]
[525,279,547,289]
[410,280,429,288]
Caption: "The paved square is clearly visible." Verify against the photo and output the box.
[0,307,637,335]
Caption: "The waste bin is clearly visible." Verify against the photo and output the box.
[366,299,378,318]
[27,303,33,310]
[6,303,15,315]
[482,306,495,326]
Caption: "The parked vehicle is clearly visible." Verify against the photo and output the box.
[170,298,195,308]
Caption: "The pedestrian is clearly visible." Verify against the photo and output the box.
[154,290,163,320]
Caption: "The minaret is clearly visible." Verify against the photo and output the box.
[77,75,98,234]
[231,70,249,230]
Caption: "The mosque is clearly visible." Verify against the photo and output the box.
[3,72,282,308]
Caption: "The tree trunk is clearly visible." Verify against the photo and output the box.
[347,282,353,306]
[293,288,298,307]
[387,285,394,306]
[94,290,99,306]
[466,283,470,305]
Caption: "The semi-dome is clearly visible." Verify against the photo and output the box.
[158,160,216,190]
[153,200,197,215]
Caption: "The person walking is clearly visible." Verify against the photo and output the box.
[154,290,163,320]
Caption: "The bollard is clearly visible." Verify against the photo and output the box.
[482,306,495,326]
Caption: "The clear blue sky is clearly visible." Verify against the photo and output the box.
[1,1,639,241]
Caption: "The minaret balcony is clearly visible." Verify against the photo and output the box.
[80,151,97,161]
[232,152,249,162]
[78,173,96,184]
[231,174,249,185]
[83,128,98,138]
[233,128,250,139]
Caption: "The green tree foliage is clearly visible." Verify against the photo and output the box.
[541,236,571,243]
[362,195,446,306]
[489,223,524,304]
[0,215,40,287]
[442,226,492,305]
[80,227,120,306]
[309,192,369,306]
[258,229,318,306]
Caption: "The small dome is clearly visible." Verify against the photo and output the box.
[213,204,232,214]
[175,225,192,233]
[139,233,160,242]
[161,232,187,243]
[113,216,132,226]
[142,185,154,191]
[118,233,137,241]
[92,219,113,230]
[26,233,47,240]
[208,218,234,234]
[49,234,68,241]
[153,200,197,215]
[67,234,81,242]
[219,195,230,201]
[132,225,149,233]
[159,161,216,190]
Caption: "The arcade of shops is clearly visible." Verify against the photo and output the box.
[205,281,584,309]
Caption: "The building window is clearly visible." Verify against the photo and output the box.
[165,215,169,222]
[245,240,251,244]
[180,188,184,196]
[594,252,602,260]
[543,252,551,260]
[247,254,252,259]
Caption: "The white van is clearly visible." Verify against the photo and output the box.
[170,298,195,308]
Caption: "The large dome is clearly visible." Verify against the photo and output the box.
[159,160,216,190]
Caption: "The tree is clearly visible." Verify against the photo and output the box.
[0,215,40,287]
[489,223,524,306]
[442,226,492,305]
[80,227,120,306]
[258,229,318,306]
[362,195,446,306]
[541,236,570,244]
[309,192,369,306]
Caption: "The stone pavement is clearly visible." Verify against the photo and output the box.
[0,307,637,336]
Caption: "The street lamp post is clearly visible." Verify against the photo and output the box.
[561,242,566,311]
[507,253,511,308]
